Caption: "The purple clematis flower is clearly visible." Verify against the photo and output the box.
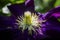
[0,0,60,40]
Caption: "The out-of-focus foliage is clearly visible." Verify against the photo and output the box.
[34,0,56,13]
[54,0,60,7]
[0,0,10,9]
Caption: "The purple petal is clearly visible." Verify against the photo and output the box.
[8,0,34,17]
[25,0,31,5]
[25,0,34,12]
[44,16,60,38]
[44,7,60,19]
[41,7,60,37]
[0,15,16,29]
[8,3,25,17]
[52,12,60,18]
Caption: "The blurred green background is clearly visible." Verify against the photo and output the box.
[34,0,60,13]
[0,0,60,16]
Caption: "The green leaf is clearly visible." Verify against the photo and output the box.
[54,0,60,7]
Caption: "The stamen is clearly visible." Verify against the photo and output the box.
[16,11,46,35]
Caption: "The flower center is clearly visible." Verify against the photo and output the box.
[16,11,45,34]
